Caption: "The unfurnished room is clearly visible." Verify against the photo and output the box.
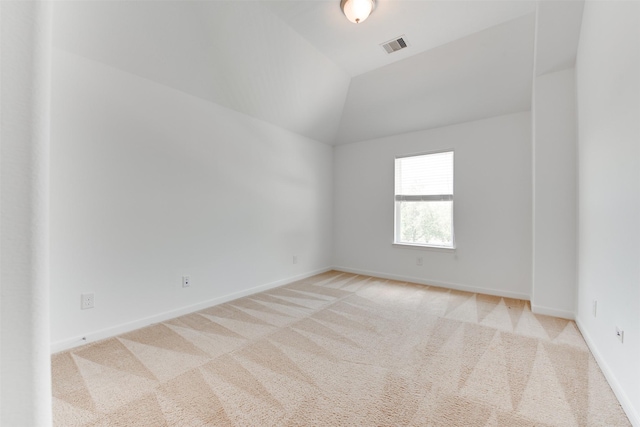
[1,0,639,425]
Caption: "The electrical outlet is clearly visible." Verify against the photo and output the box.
[293,255,298,264]
[182,276,190,288]
[593,300,597,317]
[616,326,624,343]
[416,257,423,266]
[81,293,94,310]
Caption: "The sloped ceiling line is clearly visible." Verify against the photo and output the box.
[53,0,585,146]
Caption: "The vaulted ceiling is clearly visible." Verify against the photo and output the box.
[53,0,584,145]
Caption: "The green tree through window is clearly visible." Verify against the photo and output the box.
[394,151,454,248]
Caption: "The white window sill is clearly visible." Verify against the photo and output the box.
[392,242,456,252]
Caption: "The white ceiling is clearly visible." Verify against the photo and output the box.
[336,13,536,144]
[263,0,536,77]
[535,0,585,76]
[53,1,351,144]
[53,0,585,146]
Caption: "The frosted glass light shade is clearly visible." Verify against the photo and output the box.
[340,0,374,24]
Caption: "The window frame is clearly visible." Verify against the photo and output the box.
[393,149,456,250]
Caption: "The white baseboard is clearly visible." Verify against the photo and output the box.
[332,266,530,301]
[50,267,332,354]
[530,304,574,320]
[575,317,640,427]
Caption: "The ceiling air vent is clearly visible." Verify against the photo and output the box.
[381,36,408,54]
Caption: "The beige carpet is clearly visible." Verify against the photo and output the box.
[52,271,630,426]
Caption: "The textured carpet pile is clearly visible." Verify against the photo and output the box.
[52,271,630,426]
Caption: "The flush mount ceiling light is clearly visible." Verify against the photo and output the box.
[340,0,375,24]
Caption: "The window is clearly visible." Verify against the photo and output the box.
[394,151,454,248]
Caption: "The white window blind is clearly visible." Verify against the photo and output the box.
[395,151,453,200]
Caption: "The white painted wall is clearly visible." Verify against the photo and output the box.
[333,112,532,299]
[50,49,333,350]
[532,68,577,319]
[575,1,640,424]
[1,1,53,424]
